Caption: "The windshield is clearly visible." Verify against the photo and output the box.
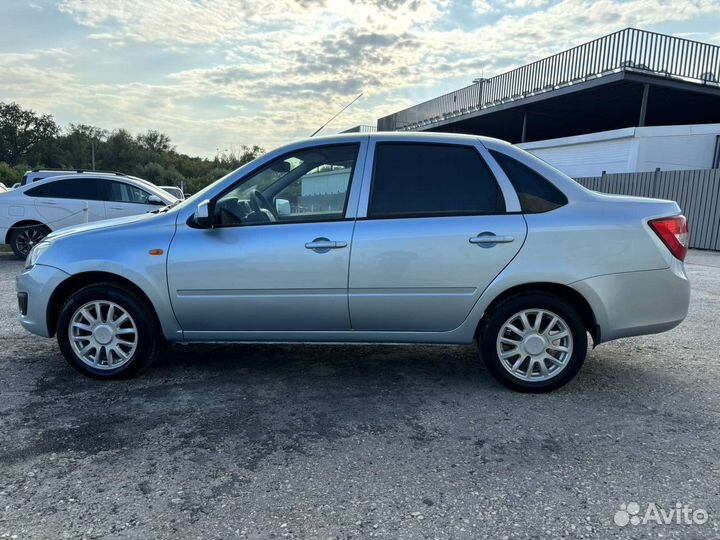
[174,156,263,210]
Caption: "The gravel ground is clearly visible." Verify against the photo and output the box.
[0,250,718,540]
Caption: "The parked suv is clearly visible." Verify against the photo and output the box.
[16,133,690,392]
[20,169,82,186]
[1,172,177,258]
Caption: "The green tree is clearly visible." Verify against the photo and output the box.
[136,130,173,154]
[57,124,107,169]
[0,102,264,194]
[0,102,60,165]
[0,162,27,186]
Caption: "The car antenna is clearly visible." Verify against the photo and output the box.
[310,92,364,137]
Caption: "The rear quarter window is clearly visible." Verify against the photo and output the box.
[489,150,567,213]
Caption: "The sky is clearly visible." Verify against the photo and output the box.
[1,0,719,158]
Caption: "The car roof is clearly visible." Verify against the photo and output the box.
[17,172,176,201]
[29,172,131,182]
[261,132,511,159]
[287,131,502,146]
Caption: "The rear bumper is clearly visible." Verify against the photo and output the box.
[16,263,70,338]
[571,261,690,343]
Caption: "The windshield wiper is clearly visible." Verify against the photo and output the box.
[150,200,182,214]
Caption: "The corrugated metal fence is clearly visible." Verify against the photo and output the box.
[575,169,720,250]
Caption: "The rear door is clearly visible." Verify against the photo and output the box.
[103,180,159,218]
[26,178,105,229]
[348,141,527,332]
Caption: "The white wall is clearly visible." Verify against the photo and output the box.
[519,124,720,177]
[301,168,351,196]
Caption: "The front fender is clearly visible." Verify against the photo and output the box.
[36,213,183,340]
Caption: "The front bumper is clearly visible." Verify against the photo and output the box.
[16,263,70,338]
[571,261,690,343]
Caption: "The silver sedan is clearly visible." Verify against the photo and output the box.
[16,132,690,392]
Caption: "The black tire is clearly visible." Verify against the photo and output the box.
[9,224,50,260]
[56,283,161,379]
[479,292,588,393]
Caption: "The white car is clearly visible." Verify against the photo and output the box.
[159,185,185,200]
[20,169,85,186]
[1,172,177,258]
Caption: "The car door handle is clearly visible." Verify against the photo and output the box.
[469,233,515,245]
[305,238,348,251]
[108,205,124,210]
[42,200,58,205]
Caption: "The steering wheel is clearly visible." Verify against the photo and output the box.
[249,189,279,221]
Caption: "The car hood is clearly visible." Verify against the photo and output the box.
[45,211,160,242]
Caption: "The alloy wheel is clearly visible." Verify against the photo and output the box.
[68,301,138,369]
[495,308,573,382]
[15,228,46,256]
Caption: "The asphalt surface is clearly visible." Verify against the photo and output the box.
[0,250,719,539]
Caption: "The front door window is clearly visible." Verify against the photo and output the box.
[214,144,358,226]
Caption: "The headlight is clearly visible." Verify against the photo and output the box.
[25,242,51,269]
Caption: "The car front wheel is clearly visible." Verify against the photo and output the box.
[57,284,160,379]
[9,224,50,259]
[479,292,588,392]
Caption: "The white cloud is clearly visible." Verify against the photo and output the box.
[2,0,718,156]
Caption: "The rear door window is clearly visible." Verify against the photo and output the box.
[25,179,102,200]
[368,143,504,218]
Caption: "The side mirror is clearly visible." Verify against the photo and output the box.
[275,198,291,216]
[147,194,166,206]
[195,199,213,228]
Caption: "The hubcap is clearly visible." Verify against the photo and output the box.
[496,308,573,382]
[16,228,46,256]
[68,301,138,370]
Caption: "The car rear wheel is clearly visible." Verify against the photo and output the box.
[57,284,160,379]
[9,224,50,259]
[479,292,588,392]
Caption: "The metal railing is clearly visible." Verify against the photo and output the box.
[341,125,377,133]
[378,28,720,131]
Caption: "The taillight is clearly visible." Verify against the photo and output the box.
[649,215,689,261]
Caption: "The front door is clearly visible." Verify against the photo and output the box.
[167,143,362,333]
[349,142,527,332]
